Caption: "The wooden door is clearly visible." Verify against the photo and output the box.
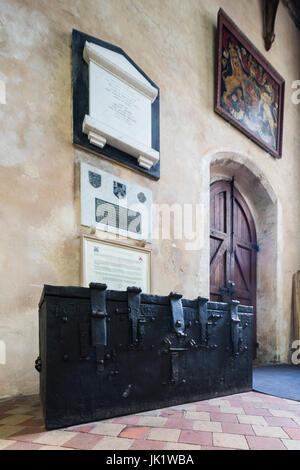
[210,180,257,352]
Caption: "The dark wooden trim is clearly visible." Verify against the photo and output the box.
[263,0,280,51]
[282,0,300,30]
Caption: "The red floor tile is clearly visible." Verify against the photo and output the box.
[268,402,300,412]
[265,416,299,428]
[1,391,300,451]
[165,418,195,430]
[179,430,212,446]
[196,404,221,412]
[8,428,45,442]
[113,416,141,425]
[246,435,286,450]
[210,412,239,424]
[130,439,166,450]
[67,424,97,433]
[253,402,282,410]
[225,402,245,409]
[201,446,232,451]
[250,392,273,399]
[63,433,104,450]
[4,441,42,450]
[282,427,300,440]
[160,410,183,419]
[257,395,284,403]
[222,422,255,436]
[243,407,272,417]
[119,426,150,439]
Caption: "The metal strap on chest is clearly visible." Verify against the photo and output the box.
[89,283,108,373]
[197,297,209,344]
[168,292,186,384]
[230,300,241,356]
[169,292,186,337]
[127,287,142,345]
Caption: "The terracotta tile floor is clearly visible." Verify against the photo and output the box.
[1,391,300,450]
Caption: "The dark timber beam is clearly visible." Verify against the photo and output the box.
[282,0,300,30]
[263,0,280,50]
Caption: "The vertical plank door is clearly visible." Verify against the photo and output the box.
[210,180,257,355]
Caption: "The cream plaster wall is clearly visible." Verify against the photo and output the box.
[0,0,299,397]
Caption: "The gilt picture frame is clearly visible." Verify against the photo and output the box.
[215,9,285,158]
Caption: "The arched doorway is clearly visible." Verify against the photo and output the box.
[210,179,257,354]
[199,150,283,364]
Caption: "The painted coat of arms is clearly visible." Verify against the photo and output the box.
[215,9,285,158]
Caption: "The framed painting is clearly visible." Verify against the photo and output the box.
[215,9,285,158]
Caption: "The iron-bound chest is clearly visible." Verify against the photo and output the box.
[37,283,253,430]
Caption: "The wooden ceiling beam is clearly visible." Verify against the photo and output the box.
[282,0,300,30]
[263,0,280,50]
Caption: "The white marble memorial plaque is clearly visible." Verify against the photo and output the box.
[90,64,151,147]
[82,41,160,171]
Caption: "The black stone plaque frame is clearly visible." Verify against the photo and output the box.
[72,29,160,180]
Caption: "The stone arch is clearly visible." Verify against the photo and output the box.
[200,150,283,364]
